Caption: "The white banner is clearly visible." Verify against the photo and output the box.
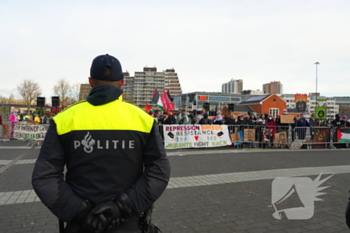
[13,123,49,140]
[163,124,231,149]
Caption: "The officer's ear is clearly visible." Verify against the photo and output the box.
[118,79,124,88]
[88,77,94,88]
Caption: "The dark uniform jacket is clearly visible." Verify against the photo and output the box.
[32,85,171,230]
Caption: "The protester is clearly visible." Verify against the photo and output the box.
[32,111,41,124]
[213,111,223,124]
[195,109,206,124]
[40,114,48,124]
[177,109,191,124]
[23,113,30,121]
[331,114,343,128]
[258,114,266,125]
[332,114,347,148]
[265,115,276,142]
[246,114,259,147]
[295,113,310,139]
[224,113,235,125]
[309,113,318,127]
[18,111,24,121]
[342,115,348,127]
[199,113,211,125]
[9,109,19,138]
[163,112,175,125]
[248,114,258,125]
[189,111,196,124]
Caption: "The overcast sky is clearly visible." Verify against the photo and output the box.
[1,0,349,100]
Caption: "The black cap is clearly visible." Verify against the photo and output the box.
[90,54,124,81]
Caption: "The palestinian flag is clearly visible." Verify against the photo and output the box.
[337,128,350,143]
[145,104,154,113]
[151,88,165,111]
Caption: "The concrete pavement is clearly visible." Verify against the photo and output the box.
[1,140,350,232]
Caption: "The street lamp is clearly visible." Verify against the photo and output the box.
[315,62,320,97]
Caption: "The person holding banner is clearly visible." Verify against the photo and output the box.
[32,54,170,233]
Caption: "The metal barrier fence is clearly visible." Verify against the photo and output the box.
[158,124,350,149]
[0,121,11,142]
[1,122,48,146]
[2,122,348,149]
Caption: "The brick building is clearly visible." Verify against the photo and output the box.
[238,94,287,116]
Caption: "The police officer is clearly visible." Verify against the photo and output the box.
[32,54,171,233]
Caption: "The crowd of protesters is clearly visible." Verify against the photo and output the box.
[150,108,350,147]
[150,108,350,128]
[3,109,56,138]
[8,110,54,125]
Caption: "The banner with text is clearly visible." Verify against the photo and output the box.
[13,123,49,140]
[163,125,231,149]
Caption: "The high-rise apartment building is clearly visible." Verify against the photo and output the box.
[122,67,182,107]
[164,69,182,96]
[79,84,91,101]
[78,68,182,108]
[122,72,134,103]
[132,67,165,107]
[263,81,283,94]
[222,79,243,94]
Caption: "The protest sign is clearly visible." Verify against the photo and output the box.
[13,123,49,140]
[230,133,240,143]
[275,131,287,147]
[244,129,255,141]
[163,125,231,149]
[280,115,294,124]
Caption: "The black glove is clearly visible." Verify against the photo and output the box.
[346,201,350,229]
[80,209,107,233]
[91,201,123,233]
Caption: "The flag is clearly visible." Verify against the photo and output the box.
[162,90,175,112]
[338,128,350,143]
[167,90,173,102]
[315,107,326,119]
[145,104,154,113]
[151,88,165,111]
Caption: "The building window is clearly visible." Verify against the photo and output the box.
[269,108,279,117]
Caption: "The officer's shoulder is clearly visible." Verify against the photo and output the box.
[121,101,153,118]
[54,100,87,117]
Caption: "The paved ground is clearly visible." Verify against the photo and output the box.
[1,140,350,232]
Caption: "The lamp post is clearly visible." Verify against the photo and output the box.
[315,62,320,97]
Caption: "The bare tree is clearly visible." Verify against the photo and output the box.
[53,79,72,106]
[17,79,42,112]
[71,83,81,103]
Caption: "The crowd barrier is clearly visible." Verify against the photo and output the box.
[2,122,349,150]
[158,124,350,150]
[0,121,11,142]
[1,122,49,146]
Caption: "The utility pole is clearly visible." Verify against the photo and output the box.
[315,62,320,96]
